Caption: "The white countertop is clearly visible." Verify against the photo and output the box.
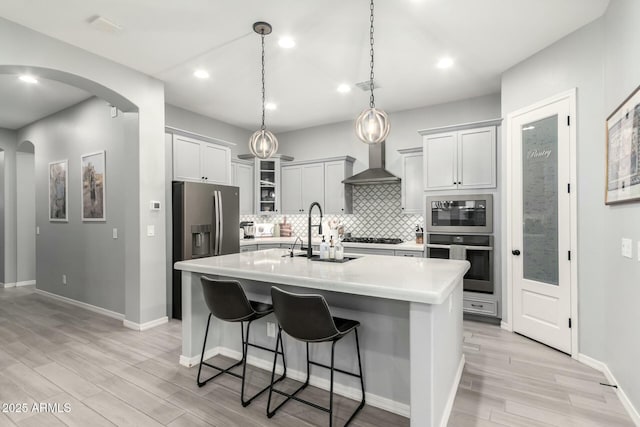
[240,236,425,252]
[175,248,469,305]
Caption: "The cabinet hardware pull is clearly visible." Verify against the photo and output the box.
[471,303,483,308]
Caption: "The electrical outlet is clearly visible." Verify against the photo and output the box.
[62,274,67,285]
[621,238,633,259]
[267,322,276,338]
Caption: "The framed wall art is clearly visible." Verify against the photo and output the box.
[49,159,68,222]
[81,150,106,221]
[605,84,640,204]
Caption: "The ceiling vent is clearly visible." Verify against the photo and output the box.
[89,16,123,34]
[355,80,380,92]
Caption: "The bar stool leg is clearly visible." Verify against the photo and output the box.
[196,314,243,388]
[240,321,250,406]
[329,340,336,427]
[266,327,283,417]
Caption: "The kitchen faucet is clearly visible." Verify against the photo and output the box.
[307,202,323,258]
[289,236,304,257]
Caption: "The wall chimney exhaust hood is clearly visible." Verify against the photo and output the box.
[342,141,400,185]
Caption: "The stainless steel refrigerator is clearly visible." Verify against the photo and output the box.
[172,181,240,319]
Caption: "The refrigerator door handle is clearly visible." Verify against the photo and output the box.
[218,191,224,254]
[212,192,219,256]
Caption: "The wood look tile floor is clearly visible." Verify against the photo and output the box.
[0,286,633,427]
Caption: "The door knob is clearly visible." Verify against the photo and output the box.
[512,249,521,256]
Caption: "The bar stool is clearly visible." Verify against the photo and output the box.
[197,277,286,407]
[266,286,365,427]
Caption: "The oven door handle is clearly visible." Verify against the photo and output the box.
[461,245,493,251]
[426,244,451,249]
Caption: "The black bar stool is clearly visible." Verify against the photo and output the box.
[266,286,365,427]
[198,277,286,407]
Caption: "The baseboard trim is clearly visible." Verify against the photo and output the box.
[578,353,640,426]
[16,280,36,287]
[34,289,125,321]
[439,355,465,427]
[500,321,512,331]
[123,316,169,331]
[181,345,411,418]
[1,282,16,288]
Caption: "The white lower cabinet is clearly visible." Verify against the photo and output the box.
[240,245,258,253]
[394,250,423,257]
[463,297,498,316]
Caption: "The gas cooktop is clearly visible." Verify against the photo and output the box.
[341,237,403,245]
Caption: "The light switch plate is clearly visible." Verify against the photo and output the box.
[112,228,118,239]
[621,238,633,259]
[147,225,155,237]
[36,226,40,235]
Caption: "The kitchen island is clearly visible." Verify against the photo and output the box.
[175,249,469,427]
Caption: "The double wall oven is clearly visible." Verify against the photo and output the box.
[426,194,494,294]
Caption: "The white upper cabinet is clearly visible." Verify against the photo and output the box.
[398,148,423,214]
[419,120,500,191]
[324,160,353,214]
[231,161,254,215]
[280,157,354,215]
[281,163,325,214]
[171,132,232,185]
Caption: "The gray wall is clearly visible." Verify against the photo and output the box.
[601,0,640,411]
[0,128,16,286]
[277,93,501,178]
[501,0,640,410]
[16,149,35,283]
[18,97,128,314]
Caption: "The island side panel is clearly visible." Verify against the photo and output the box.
[409,279,463,427]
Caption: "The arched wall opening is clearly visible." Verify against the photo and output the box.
[0,17,167,326]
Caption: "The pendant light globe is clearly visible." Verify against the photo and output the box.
[355,107,390,144]
[355,0,390,145]
[249,21,278,159]
[249,128,278,159]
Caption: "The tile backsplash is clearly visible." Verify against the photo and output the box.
[241,183,423,242]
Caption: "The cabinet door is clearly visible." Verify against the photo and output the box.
[201,142,230,184]
[173,136,202,182]
[324,161,349,214]
[235,163,254,215]
[301,164,325,213]
[424,132,457,190]
[402,153,423,214]
[281,166,302,214]
[458,127,496,189]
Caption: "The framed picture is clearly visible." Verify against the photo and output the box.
[81,151,106,221]
[605,84,640,204]
[49,160,68,222]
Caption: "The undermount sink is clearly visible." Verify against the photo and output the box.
[286,253,358,263]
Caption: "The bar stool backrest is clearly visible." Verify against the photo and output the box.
[270,286,340,342]
[201,277,254,322]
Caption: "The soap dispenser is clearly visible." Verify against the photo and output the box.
[329,236,336,259]
[335,238,344,261]
[319,236,329,259]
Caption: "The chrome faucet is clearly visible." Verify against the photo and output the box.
[307,202,323,258]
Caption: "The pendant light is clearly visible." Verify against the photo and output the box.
[249,21,278,159]
[355,0,390,145]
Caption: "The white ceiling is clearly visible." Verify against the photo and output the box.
[0,0,609,132]
[0,75,92,130]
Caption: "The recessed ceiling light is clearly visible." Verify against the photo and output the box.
[337,84,352,94]
[18,75,38,84]
[278,37,295,49]
[193,69,210,79]
[436,57,454,69]
[265,102,277,111]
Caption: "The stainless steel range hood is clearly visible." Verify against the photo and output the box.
[342,141,400,185]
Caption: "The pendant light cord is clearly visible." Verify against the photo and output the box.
[260,31,266,131]
[369,0,375,109]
